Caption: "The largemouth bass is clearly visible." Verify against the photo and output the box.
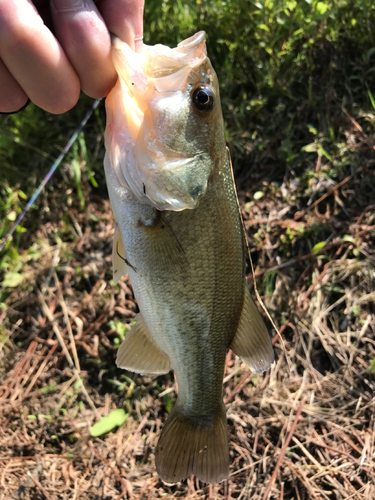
[104,31,274,485]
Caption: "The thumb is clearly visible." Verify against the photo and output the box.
[96,0,144,52]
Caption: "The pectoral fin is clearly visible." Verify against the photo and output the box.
[230,287,274,373]
[112,223,127,283]
[116,314,171,375]
[140,212,189,278]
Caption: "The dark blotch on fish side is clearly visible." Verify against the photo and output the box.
[190,185,203,199]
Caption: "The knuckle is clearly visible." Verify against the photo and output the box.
[82,76,117,99]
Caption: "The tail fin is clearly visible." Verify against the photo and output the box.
[155,403,229,485]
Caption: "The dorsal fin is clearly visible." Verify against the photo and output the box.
[226,148,274,373]
[230,287,274,373]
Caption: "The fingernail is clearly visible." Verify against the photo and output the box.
[0,98,31,115]
[134,36,143,53]
[120,22,136,51]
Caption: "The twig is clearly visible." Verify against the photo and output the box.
[0,454,77,460]
[294,434,356,461]
[26,471,53,500]
[87,440,128,493]
[246,239,342,279]
[262,399,306,500]
[224,372,255,404]
[244,218,306,229]
[341,105,375,150]
[292,436,324,469]
[57,273,81,372]
[286,460,321,500]
[274,260,333,340]
[294,175,352,221]
[67,416,128,493]
[38,290,100,420]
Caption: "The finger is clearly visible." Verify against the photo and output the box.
[96,0,144,51]
[0,0,80,114]
[51,0,117,99]
[0,58,28,113]
[33,0,54,31]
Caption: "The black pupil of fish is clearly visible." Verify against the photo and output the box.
[197,91,209,104]
[192,87,213,111]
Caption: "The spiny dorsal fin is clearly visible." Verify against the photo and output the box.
[112,223,127,283]
[116,314,171,375]
[230,287,274,373]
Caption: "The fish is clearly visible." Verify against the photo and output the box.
[103,31,274,485]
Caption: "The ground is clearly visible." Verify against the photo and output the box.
[1,109,374,497]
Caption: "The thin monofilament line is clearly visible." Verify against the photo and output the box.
[0,98,101,252]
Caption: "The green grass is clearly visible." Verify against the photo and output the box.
[1,0,374,305]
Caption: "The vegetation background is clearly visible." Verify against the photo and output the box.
[1,0,375,498]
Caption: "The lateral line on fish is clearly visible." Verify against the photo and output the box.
[0,98,101,252]
[226,148,287,367]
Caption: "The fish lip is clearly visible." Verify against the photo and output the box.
[145,32,207,79]
[176,30,206,51]
[111,32,208,90]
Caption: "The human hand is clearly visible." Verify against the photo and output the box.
[0,0,144,114]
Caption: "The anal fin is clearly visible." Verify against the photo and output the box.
[112,223,127,283]
[230,287,274,373]
[116,314,171,375]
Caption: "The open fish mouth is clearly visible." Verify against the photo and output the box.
[104,31,217,211]
[113,31,207,89]
[143,31,208,79]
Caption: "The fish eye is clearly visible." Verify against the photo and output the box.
[191,86,214,112]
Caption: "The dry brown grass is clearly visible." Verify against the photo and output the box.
[1,123,375,499]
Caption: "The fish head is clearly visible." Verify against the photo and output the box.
[105,31,225,211]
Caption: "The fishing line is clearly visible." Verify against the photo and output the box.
[0,98,101,252]
[227,147,288,370]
